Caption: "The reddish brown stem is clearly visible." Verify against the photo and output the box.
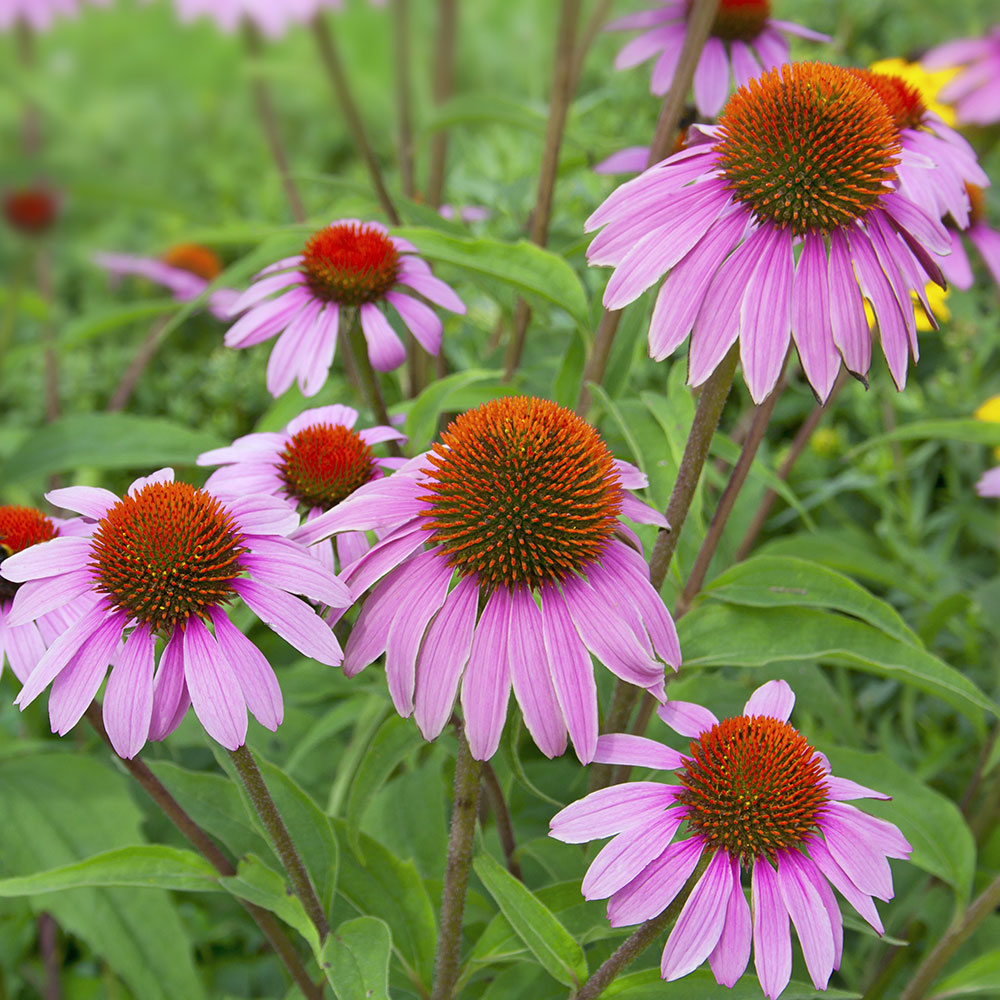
[427,0,459,209]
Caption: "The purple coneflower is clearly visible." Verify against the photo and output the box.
[924,25,1000,126]
[169,0,351,38]
[3,185,61,236]
[95,243,240,321]
[609,0,828,117]
[0,0,107,31]
[198,404,406,572]
[224,219,465,397]
[0,470,350,758]
[1,506,89,684]
[977,465,1000,497]
[588,62,952,404]
[550,680,911,999]
[291,396,680,763]
[852,68,989,231]
[941,185,1000,290]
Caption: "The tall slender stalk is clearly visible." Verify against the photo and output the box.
[674,376,783,616]
[568,0,616,93]
[311,14,401,225]
[229,745,331,942]
[427,0,459,209]
[481,760,521,880]
[16,21,41,158]
[503,0,582,379]
[393,0,415,199]
[83,707,323,1000]
[431,729,483,1000]
[38,912,60,1000]
[343,311,403,456]
[243,24,307,224]
[899,872,1000,1000]
[735,370,847,561]
[576,0,720,412]
[106,314,171,412]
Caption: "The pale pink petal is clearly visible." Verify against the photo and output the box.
[777,849,836,989]
[460,588,512,761]
[395,271,465,313]
[242,536,351,607]
[550,782,681,844]
[607,837,704,926]
[210,607,283,732]
[299,304,340,398]
[792,232,840,402]
[102,626,155,759]
[783,850,843,968]
[45,486,119,521]
[828,229,871,378]
[385,291,443,355]
[692,38,730,116]
[359,303,407,371]
[708,857,752,987]
[656,699,718,737]
[3,618,45,683]
[182,616,248,751]
[592,733,686,771]
[266,298,325,397]
[1,536,94,586]
[149,632,191,742]
[752,857,792,1000]
[7,570,93,625]
[743,679,795,721]
[806,836,883,933]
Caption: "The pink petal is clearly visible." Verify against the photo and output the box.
[460,588,512,761]
[385,291,443,355]
[708,857,752,987]
[656,699,718,737]
[743,679,795,721]
[550,782,681,843]
[692,38,730,117]
[1,536,94,585]
[752,857,792,1000]
[149,632,191,741]
[359,303,407,371]
[182,616,248,751]
[792,232,840,402]
[46,485,119,521]
[102,625,155,758]
[583,810,685,900]
[777,849,836,989]
[210,607,283,732]
[607,836,704,927]
[592,733,686,771]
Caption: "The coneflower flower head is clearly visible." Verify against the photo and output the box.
[588,62,952,403]
[3,186,61,235]
[609,0,829,116]
[1,471,350,758]
[293,396,680,762]
[225,220,464,397]
[923,25,1000,126]
[550,680,912,999]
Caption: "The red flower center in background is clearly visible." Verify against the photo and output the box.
[162,243,224,282]
[420,397,623,592]
[697,0,770,41]
[0,506,59,601]
[716,63,901,236]
[301,223,401,307]
[277,423,378,509]
[852,69,927,131]
[3,187,59,235]
[91,482,246,632]
[678,715,828,863]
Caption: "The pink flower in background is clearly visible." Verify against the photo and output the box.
[0,470,350,758]
[609,0,828,117]
[941,185,1000,290]
[0,0,108,32]
[852,68,989,231]
[1,506,90,684]
[924,26,1000,126]
[550,680,911,999]
[198,404,407,572]
[292,396,680,763]
[94,243,240,321]
[587,63,951,404]
[977,466,1000,497]
[168,0,386,37]
[224,219,464,397]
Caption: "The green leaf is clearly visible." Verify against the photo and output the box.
[331,819,437,990]
[472,853,587,989]
[405,368,505,452]
[394,227,589,329]
[704,556,921,646]
[1,413,224,483]
[824,747,975,898]
[0,755,205,1000]
[58,299,178,349]
[929,949,1000,997]
[677,604,995,722]
[847,418,1000,457]
[219,854,319,955]
[0,846,219,896]
[346,714,427,861]
[321,917,392,1000]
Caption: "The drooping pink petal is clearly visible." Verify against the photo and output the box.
[657,699,719,737]
[359,303,407,371]
[266,298,325,397]
[1,536,94,587]
[592,733,686,771]
[102,625,155,759]
[583,810,685,900]
[692,38,730,117]
[182,616,248,752]
[825,775,890,801]
[2,619,45,683]
[45,485,119,521]
[149,632,191,742]
[776,849,836,989]
[784,850,843,968]
[827,229,871,378]
[607,837,704,927]
[385,291,443,355]
[460,588,512,761]
[8,570,93,625]
[806,836,883,933]
[224,287,311,348]
[298,304,340,398]
[242,536,351,608]
[752,857,793,1000]
[792,232,840,402]
[708,857,752,987]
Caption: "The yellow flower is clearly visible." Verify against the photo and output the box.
[864,282,950,332]
[975,395,1000,424]
[869,57,960,126]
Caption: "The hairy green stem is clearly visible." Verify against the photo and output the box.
[899,872,1000,1000]
[244,24,307,223]
[504,0,582,378]
[83,707,323,999]
[229,744,331,942]
[312,14,400,224]
[431,729,483,1000]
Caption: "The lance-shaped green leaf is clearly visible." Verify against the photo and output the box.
[847,418,1000,456]
[321,917,393,1000]
[473,853,587,988]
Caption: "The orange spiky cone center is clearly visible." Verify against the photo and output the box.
[419,397,623,592]
[90,482,246,632]
[301,222,401,306]
[694,0,770,41]
[0,506,59,601]
[851,69,927,131]
[678,715,829,864]
[716,62,901,236]
[277,423,378,509]
[3,187,59,234]
[162,243,224,282]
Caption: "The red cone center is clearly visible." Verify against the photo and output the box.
[301,222,401,307]
[277,423,378,509]
[0,506,59,601]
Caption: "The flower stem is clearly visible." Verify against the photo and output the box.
[576,0,721,413]
[16,20,40,157]
[504,0,582,379]
[82,706,323,1000]
[674,375,783,616]
[427,0,459,209]
[343,311,403,457]
[243,24,307,224]
[568,0,616,92]
[311,14,401,225]
[38,912,60,1000]
[431,728,483,1000]
[229,744,331,943]
[106,314,171,412]
[899,872,1000,1000]
[482,760,521,880]
[571,853,710,1000]
[393,0,415,199]
[735,369,847,561]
